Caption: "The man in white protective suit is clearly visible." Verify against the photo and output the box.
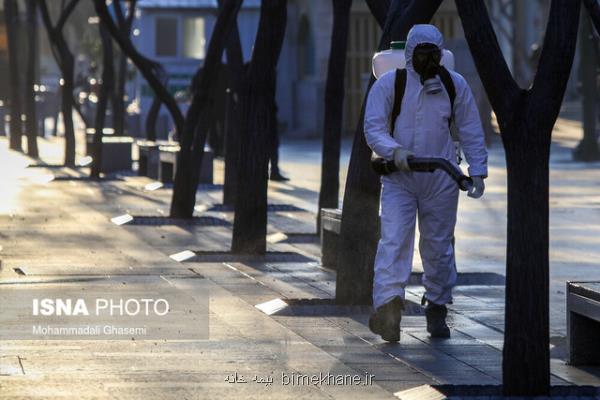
[365,24,488,342]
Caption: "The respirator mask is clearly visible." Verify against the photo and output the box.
[412,43,442,94]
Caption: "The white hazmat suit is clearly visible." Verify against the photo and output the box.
[365,25,488,309]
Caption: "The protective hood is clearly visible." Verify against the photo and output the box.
[405,24,444,71]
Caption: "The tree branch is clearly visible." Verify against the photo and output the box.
[365,0,390,28]
[93,0,184,136]
[56,0,80,32]
[39,0,67,73]
[169,0,244,217]
[584,0,600,35]
[455,0,519,125]
[39,0,57,38]
[113,0,137,42]
[529,0,580,127]
[125,0,137,31]
[387,0,442,44]
[114,0,125,25]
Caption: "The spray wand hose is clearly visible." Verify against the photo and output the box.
[407,157,473,191]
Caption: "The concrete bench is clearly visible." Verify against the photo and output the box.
[86,135,133,174]
[85,128,115,156]
[136,140,160,180]
[567,281,600,365]
[158,145,214,184]
[320,208,342,270]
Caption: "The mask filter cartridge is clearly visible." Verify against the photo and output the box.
[423,77,442,94]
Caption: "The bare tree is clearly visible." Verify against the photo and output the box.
[575,0,600,160]
[111,0,136,136]
[169,0,244,218]
[90,23,114,179]
[222,23,246,206]
[144,68,168,141]
[108,1,162,141]
[586,0,600,31]
[24,0,39,157]
[335,0,443,305]
[317,0,353,231]
[365,0,391,27]
[584,0,600,61]
[93,0,184,138]
[231,0,287,254]
[39,0,80,166]
[4,0,23,152]
[455,0,580,395]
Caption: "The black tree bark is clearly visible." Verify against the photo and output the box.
[4,0,23,152]
[91,24,114,179]
[455,0,580,395]
[317,0,353,232]
[114,52,129,136]
[222,23,246,206]
[584,0,600,33]
[144,57,168,142]
[365,0,391,28]
[24,0,39,157]
[231,0,287,254]
[335,0,443,305]
[39,0,80,166]
[94,0,184,137]
[169,0,244,218]
[145,93,163,142]
[112,0,136,136]
[574,7,600,161]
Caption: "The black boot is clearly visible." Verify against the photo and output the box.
[369,296,404,342]
[425,303,450,338]
[269,171,289,181]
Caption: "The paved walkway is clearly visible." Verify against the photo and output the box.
[1,112,600,399]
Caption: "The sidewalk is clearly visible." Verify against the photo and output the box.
[0,115,599,399]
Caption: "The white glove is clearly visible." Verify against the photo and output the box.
[393,147,414,172]
[467,176,485,199]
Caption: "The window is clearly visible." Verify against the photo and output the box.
[155,17,178,57]
[183,17,206,59]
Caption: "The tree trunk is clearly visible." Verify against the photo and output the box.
[502,124,551,393]
[112,0,136,136]
[91,24,114,179]
[169,0,244,218]
[145,94,162,142]
[143,60,167,142]
[574,8,600,161]
[5,0,23,152]
[365,0,391,28]
[94,0,183,137]
[585,0,600,34]
[335,0,443,305]
[455,0,580,395]
[317,0,352,232]
[231,0,287,254]
[113,52,128,136]
[60,47,76,166]
[223,24,246,206]
[24,0,39,157]
[39,0,80,166]
[585,0,600,77]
